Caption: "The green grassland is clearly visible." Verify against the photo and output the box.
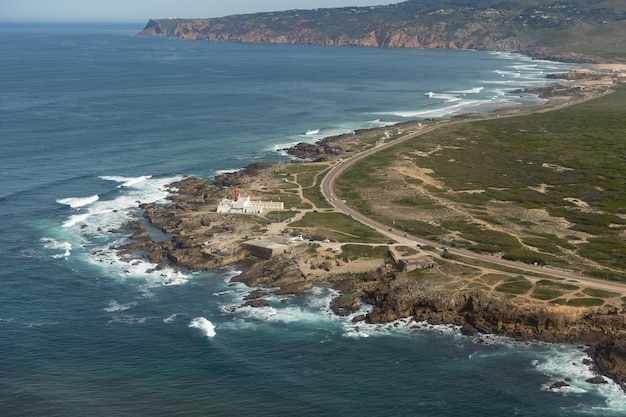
[289,212,388,243]
[335,85,626,280]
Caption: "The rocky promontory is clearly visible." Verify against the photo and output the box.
[113,166,626,389]
[110,77,626,389]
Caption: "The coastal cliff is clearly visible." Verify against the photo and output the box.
[139,0,626,62]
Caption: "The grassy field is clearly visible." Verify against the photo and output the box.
[335,85,626,280]
[289,212,388,243]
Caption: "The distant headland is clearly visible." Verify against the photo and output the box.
[139,0,626,63]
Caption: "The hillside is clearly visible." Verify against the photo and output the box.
[139,0,626,62]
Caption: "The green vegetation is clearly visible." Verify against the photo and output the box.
[562,298,605,307]
[335,85,626,276]
[531,280,579,300]
[289,212,387,243]
[257,190,310,210]
[276,164,335,209]
[582,288,620,299]
[263,210,293,223]
[478,274,510,286]
[340,244,392,262]
[390,219,445,237]
[395,245,418,257]
[495,276,533,295]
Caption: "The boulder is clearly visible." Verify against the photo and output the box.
[244,299,270,308]
[549,381,570,390]
[585,376,608,385]
[331,295,361,316]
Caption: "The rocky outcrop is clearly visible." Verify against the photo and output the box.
[586,342,626,388]
[330,295,362,316]
[113,177,257,271]
[359,284,626,388]
[223,246,626,388]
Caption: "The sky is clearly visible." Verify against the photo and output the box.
[0,0,395,21]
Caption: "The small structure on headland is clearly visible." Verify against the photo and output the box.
[216,187,284,214]
[396,257,437,272]
[242,239,290,259]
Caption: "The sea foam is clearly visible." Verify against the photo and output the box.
[56,194,99,208]
[99,175,152,188]
[103,300,137,312]
[41,237,72,258]
[189,317,216,338]
[56,174,186,285]
[537,346,626,411]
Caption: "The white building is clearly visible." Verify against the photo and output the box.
[216,195,284,214]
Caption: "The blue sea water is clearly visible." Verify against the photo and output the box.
[1,21,625,416]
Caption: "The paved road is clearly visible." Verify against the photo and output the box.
[319,117,626,294]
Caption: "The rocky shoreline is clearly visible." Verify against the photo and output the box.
[115,164,626,391]
[113,77,626,390]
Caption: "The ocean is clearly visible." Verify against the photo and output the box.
[1,21,625,416]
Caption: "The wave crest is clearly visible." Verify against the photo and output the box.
[189,317,216,338]
[56,194,99,208]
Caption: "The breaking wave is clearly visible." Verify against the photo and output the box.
[189,317,216,338]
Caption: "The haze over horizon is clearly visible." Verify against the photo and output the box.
[1,0,392,22]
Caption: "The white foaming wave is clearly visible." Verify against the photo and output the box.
[56,194,99,208]
[273,139,313,157]
[494,69,522,78]
[449,87,484,94]
[218,283,460,338]
[89,243,188,287]
[189,317,216,338]
[343,318,462,339]
[462,337,626,412]
[108,315,152,325]
[488,51,519,60]
[213,169,239,177]
[428,92,462,102]
[103,300,137,312]
[272,120,396,157]
[41,237,72,258]
[537,346,626,409]
[58,175,188,285]
[62,210,102,228]
[380,98,489,119]
[99,175,152,188]
[367,118,396,128]
[163,313,179,323]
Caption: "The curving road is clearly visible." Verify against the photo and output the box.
[319,118,626,294]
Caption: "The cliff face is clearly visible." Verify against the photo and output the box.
[362,281,626,387]
[140,17,522,51]
[138,0,626,62]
